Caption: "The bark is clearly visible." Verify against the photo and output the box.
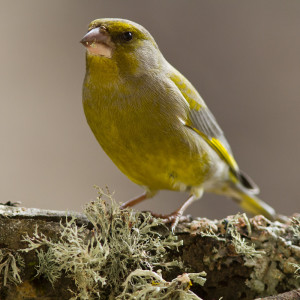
[0,204,299,300]
[255,288,300,299]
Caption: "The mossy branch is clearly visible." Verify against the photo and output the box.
[0,189,299,300]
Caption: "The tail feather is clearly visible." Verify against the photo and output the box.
[229,169,277,221]
[237,170,260,195]
[234,191,276,221]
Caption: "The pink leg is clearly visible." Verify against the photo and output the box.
[120,192,149,209]
[152,194,196,231]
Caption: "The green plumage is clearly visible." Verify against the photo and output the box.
[82,18,277,221]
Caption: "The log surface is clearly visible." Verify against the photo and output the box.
[0,205,299,300]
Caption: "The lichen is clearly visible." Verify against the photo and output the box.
[117,269,206,299]
[225,214,264,259]
[0,249,24,286]
[291,217,300,243]
[22,187,205,299]
[199,224,226,242]
[190,213,263,259]
[244,216,300,295]
[186,213,300,297]
[289,263,300,279]
[288,218,300,280]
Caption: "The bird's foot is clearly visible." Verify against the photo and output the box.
[151,211,190,232]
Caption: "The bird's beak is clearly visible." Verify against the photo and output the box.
[80,27,113,58]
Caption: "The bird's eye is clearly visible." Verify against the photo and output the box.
[122,31,133,42]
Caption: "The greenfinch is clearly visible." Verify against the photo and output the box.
[81,18,277,228]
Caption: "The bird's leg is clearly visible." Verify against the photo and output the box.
[120,191,150,209]
[152,194,196,232]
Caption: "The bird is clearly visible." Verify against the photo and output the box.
[81,18,277,229]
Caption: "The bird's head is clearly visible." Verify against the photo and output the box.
[81,18,164,76]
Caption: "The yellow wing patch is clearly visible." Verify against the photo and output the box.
[170,73,202,111]
[184,121,239,179]
[170,68,239,179]
[210,137,238,171]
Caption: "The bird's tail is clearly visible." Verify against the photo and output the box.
[234,191,276,221]
[227,170,277,221]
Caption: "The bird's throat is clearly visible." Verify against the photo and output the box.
[86,53,120,85]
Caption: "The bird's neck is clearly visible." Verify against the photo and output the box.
[83,53,135,109]
[85,53,121,86]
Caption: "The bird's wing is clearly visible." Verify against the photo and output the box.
[169,68,239,177]
[169,68,260,194]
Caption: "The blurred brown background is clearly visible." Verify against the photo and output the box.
[0,1,299,218]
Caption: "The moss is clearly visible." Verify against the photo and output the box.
[22,187,206,299]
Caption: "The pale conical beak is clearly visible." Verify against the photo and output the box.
[80,28,113,58]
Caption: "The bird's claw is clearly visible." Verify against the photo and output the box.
[150,212,183,233]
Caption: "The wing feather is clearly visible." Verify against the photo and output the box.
[169,69,238,173]
[168,67,259,194]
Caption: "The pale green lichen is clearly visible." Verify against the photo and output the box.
[196,213,263,259]
[225,214,264,259]
[23,217,107,298]
[291,217,300,240]
[117,269,206,299]
[244,216,300,295]
[189,213,299,296]
[289,262,300,279]
[289,217,300,280]
[0,250,24,286]
[200,225,226,242]
[22,187,205,299]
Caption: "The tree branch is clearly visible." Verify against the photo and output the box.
[0,202,299,300]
